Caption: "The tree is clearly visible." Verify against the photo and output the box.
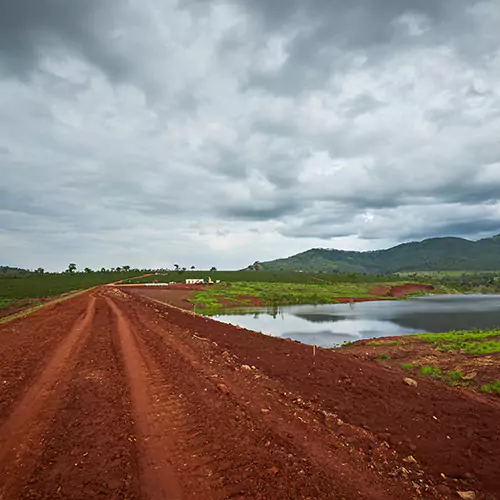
[84,267,92,273]
[35,267,45,274]
[67,263,77,274]
[210,266,217,272]
[190,266,195,270]
[123,265,131,272]
[116,267,122,272]
[100,267,106,273]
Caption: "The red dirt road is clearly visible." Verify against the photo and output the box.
[0,289,498,499]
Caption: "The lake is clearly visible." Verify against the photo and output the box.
[212,294,500,348]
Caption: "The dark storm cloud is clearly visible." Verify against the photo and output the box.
[401,219,500,242]
[227,0,477,94]
[0,1,113,77]
[219,198,301,221]
[1,0,500,270]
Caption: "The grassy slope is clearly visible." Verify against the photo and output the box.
[259,235,500,274]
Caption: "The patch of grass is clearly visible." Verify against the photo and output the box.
[413,329,500,354]
[421,365,442,379]
[445,370,470,386]
[190,281,397,313]
[459,340,500,355]
[401,363,415,373]
[340,340,355,348]
[378,353,391,360]
[368,339,402,346]
[480,380,500,394]
[0,298,16,310]
[447,370,465,381]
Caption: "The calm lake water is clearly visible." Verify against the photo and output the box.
[212,295,500,348]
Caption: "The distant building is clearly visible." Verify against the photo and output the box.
[186,279,204,284]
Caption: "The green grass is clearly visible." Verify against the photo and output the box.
[398,270,500,278]
[413,329,500,354]
[421,365,442,379]
[0,272,139,310]
[401,363,415,373]
[447,370,465,381]
[121,270,411,285]
[368,339,402,346]
[378,353,390,360]
[186,281,397,314]
[0,298,16,309]
[480,381,500,394]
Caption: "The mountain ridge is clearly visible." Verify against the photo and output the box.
[254,234,500,274]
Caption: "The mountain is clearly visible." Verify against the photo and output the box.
[255,235,500,274]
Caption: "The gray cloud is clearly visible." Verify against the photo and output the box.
[1,0,500,270]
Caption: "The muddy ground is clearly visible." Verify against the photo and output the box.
[0,287,498,499]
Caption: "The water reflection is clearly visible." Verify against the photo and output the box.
[212,294,500,348]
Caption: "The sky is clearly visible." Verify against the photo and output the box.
[1,0,500,271]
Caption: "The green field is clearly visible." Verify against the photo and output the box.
[121,270,407,285]
[189,281,393,314]
[398,270,500,278]
[0,272,139,312]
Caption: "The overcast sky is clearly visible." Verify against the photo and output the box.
[1,0,500,271]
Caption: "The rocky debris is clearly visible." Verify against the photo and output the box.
[403,377,418,387]
[378,432,391,442]
[222,350,231,360]
[269,466,279,476]
[435,484,451,496]
[463,372,477,381]
[457,492,476,500]
[261,408,270,414]
[217,383,230,395]
[241,365,252,371]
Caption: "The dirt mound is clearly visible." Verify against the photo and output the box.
[389,283,435,297]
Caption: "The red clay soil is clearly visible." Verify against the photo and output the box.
[0,288,497,499]
[0,297,57,320]
[370,283,435,298]
[389,284,435,298]
[342,335,500,397]
[127,286,196,310]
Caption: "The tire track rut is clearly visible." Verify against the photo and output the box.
[0,295,96,498]
[107,297,184,500]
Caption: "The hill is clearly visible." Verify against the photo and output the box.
[254,234,500,274]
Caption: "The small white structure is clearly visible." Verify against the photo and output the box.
[186,279,204,284]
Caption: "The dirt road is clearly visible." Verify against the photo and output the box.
[1,288,498,499]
